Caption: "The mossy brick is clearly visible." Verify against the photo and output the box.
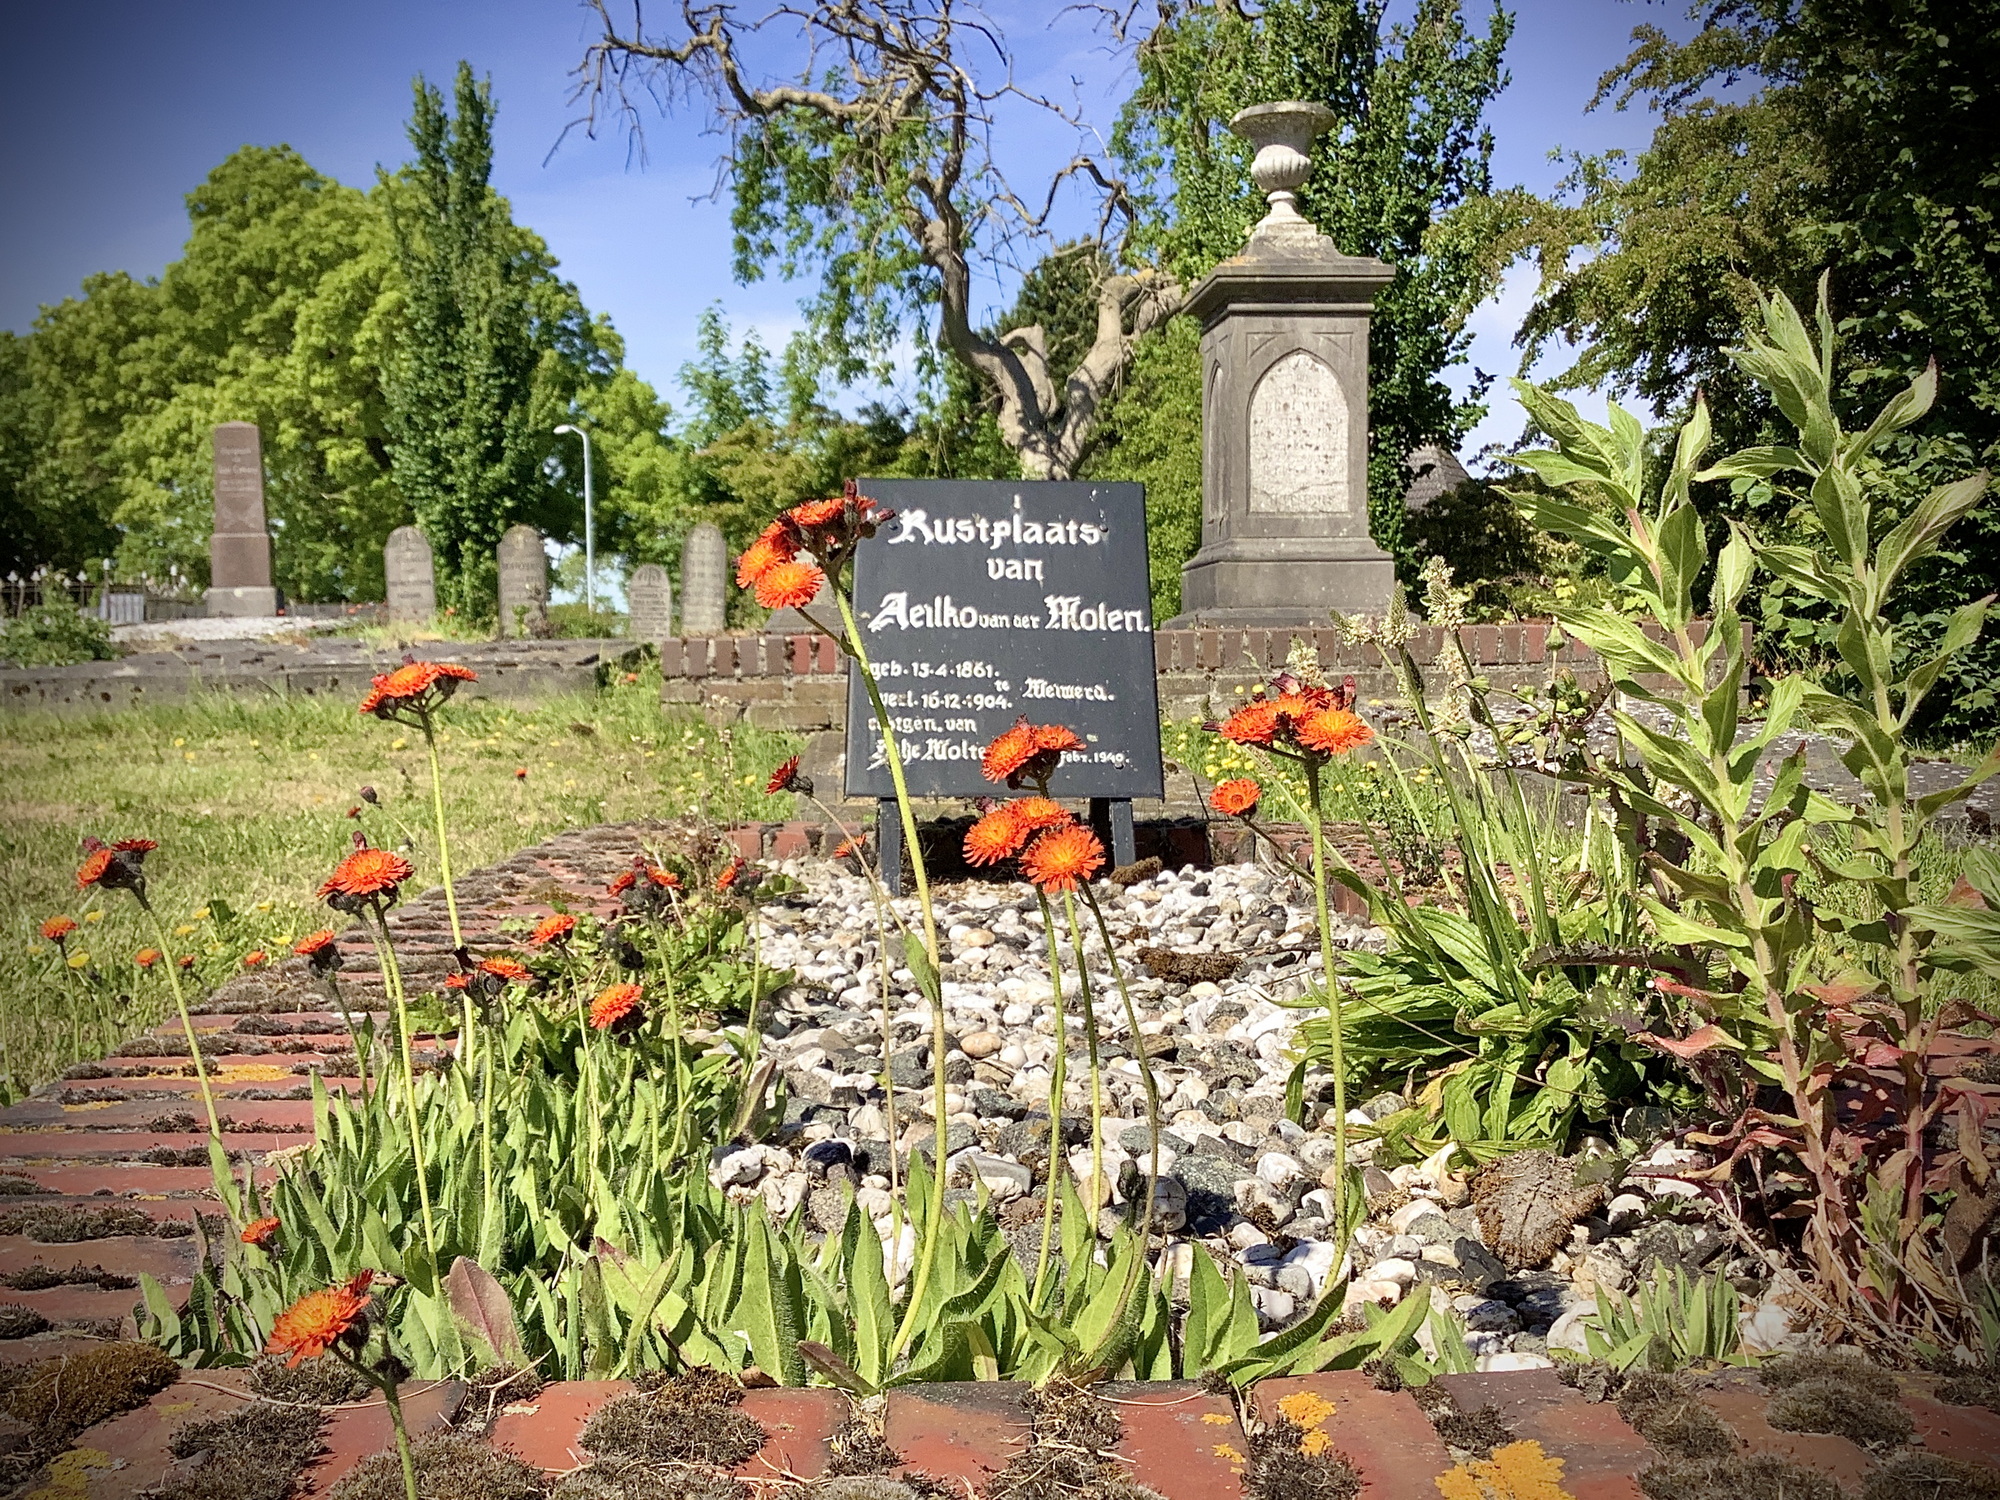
[731,1386,845,1482]
[5,1164,254,1196]
[1251,1371,1453,1500]
[0,1131,297,1162]
[1696,1379,1870,1489]
[491,1379,633,1473]
[299,1379,464,1495]
[884,1381,1031,1488]
[1437,1368,1653,1500]
[1098,1379,1248,1498]
[0,1232,195,1286]
[56,1366,254,1499]
[1898,1379,2000,1468]
[0,1283,143,1331]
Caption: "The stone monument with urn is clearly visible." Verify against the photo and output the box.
[1169,102,1397,626]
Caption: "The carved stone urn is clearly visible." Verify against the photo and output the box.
[1231,101,1337,242]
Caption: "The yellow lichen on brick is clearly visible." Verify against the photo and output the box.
[1434,1440,1575,1500]
[216,1064,294,1081]
[1214,1443,1247,1465]
[1277,1390,1337,1431]
[1300,1427,1334,1457]
[27,1447,112,1499]
[1201,1411,1235,1426]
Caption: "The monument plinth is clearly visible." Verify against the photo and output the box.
[206,422,280,617]
[1170,102,1396,627]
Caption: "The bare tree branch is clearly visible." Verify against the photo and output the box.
[566,0,1183,479]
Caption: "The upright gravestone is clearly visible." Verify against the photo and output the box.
[383,527,436,625]
[679,523,728,635]
[206,422,279,617]
[1169,102,1396,626]
[627,563,673,644]
[496,524,548,638]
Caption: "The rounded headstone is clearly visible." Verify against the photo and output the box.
[497,524,549,638]
[680,522,728,635]
[384,527,436,625]
[627,563,673,643]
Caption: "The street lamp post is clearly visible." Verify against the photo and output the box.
[553,424,595,614]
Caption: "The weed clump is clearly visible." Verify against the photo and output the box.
[825,1416,901,1476]
[0,1202,163,1242]
[247,1351,371,1405]
[1244,1416,1361,1500]
[1637,1453,1845,1500]
[1614,1372,1735,1461]
[801,1481,924,1500]
[1938,1366,2000,1413]
[2,1341,179,1447]
[1861,1451,2000,1499]
[0,1262,136,1291]
[548,1459,749,1500]
[148,1397,326,1500]
[986,1381,1162,1500]
[327,1431,545,1500]
[0,1304,51,1339]
[1136,947,1239,984]
[580,1366,764,1470]
[1760,1351,1914,1450]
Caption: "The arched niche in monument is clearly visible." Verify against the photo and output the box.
[1247,349,1350,517]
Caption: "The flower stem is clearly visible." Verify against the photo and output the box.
[419,721,462,949]
[1060,890,1107,1231]
[1302,760,1350,1256]
[1031,890,1070,1307]
[378,1364,420,1500]
[139,898,222,1150]
[364,910,437,1261]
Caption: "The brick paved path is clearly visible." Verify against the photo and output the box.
[2,824,1996,1497]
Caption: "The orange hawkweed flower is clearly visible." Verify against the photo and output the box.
[113,838,158,856]
[644,866,681,890]
[294,930,337,958]
[241,1216,280,1248]
[716,856,748,891]
[75,848,115,889]
[134,948,162,969]
[40,916,77,943]
[476,957,532,986]
[318,848,415,903]
[1210,779,1262,817]
[514,767,528,780]
[1294,708,1374,756]
[765,756,810,795]
[1031,725,1085,756]
[177,955,196,971]
[1019,825,1106,894]
[358,660,477,719]
[242,950,267,969]
[963,806,1029,867]
[833,835,867,862]
[589,982,645,1031]
[1007,797,1074,835]
[1218,700,1282,747]
[753,559,825,611]
[735,523,799,587]
[607,870,637,896]
[443,972,472,991]
[785,497,847,530]
[528,913,576,946]
[980,720,1040,784]
[267,1272,374,1367]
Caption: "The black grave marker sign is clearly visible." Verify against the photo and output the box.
[842,480,1164,825]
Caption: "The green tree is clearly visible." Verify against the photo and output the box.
[383,63,608,616]
[1116,0,1513,576]
[1493,0,2000,735]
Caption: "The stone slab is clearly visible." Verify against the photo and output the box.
[884,1381,1031,1487]
[1252,1372,1455,1500]
[1437,1369,1653,1500]
[1100,1379,1249,1498]
[490,1379,634,1473]
[299,1379,464,1495]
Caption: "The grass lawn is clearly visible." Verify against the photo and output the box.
[0,668,796,1101]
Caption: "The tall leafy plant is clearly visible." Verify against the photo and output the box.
[1503,278,1999,1350]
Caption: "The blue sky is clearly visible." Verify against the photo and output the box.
[1,0,1696,463]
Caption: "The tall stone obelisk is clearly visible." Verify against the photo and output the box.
[1170,102,1397,626]
[206,422,280,617]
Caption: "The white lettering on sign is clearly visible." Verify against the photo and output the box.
[869,591,1017,631]
[1041,595,1147,633]
[1024,678,1114,701]
[885,497,1107,549]
[987,556,1045,581]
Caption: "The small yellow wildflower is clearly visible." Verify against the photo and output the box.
[391,738,408,751]
[84,911,104,924]
[67,951,90,969]
[173,737,186,747]
[193,908,210,921]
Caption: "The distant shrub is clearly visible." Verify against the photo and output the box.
[0,598,116,667]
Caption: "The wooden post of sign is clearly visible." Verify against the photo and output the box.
[1089,799,1137,870]
[877,799,905,897]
